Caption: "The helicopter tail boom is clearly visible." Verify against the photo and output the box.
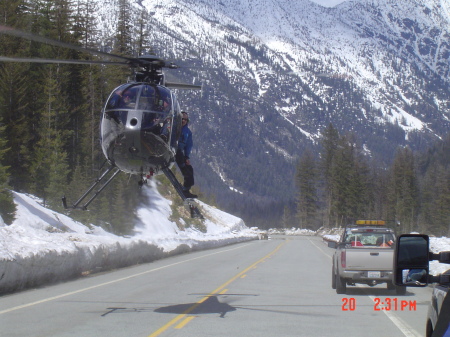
[165,82,202,90]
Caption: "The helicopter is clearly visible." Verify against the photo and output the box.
[0,25,204,218]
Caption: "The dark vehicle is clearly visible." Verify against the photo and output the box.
[394,234,450,337]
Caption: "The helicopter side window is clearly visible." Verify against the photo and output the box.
[106,90,122,110]
[155,87,172,113]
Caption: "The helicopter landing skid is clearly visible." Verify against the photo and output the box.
[162,168,204,219]
[62,166,121,210]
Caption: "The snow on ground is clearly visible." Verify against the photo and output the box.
[1,181,450,294]
[0,182,258,294]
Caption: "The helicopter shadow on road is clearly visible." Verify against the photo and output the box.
[97,293,342,318]
[154,295,237,318]
[153,293,341,318]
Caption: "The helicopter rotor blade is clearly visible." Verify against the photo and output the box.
[0,25,136,65]
[165,82,202,90]
[0,55,129,66]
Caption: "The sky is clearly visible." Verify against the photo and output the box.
[0,181,449,294]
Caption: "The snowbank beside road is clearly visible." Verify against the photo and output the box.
[0,183,257,294]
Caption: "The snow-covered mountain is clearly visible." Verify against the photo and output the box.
[94,0,449,224]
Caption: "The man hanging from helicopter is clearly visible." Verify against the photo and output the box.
[176,111,197,199]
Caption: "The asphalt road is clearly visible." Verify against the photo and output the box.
[0,235,432,336]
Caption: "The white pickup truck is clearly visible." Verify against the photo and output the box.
[328,220,404,294]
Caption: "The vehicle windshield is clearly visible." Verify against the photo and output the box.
[105,83,172,113]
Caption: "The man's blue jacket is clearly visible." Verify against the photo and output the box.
[178,124,193,158]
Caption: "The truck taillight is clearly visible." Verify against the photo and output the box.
[341,251,346,268]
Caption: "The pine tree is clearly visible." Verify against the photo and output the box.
[434,166,450,236]
[0,0,35,191]
[0,119,16,224]
[25,1,77,205]
[329,135,354,225]
[295,149,318,229]
[28,68,70,204]
[327,133,372,225]
[70,0,104,185]
[320,123,339,226]
[116,0,134,56]
[388,147,419,233]
[420,164,450,235]
[136,8,152,56]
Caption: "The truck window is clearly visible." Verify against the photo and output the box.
[344,232,394,248]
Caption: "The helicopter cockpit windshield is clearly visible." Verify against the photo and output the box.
[101,83,181,174]
[105,83,173,122]
[103,83,180,141]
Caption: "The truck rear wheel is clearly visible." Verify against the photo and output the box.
[336,274,346,294]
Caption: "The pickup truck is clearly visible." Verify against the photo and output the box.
[328,220,403,294]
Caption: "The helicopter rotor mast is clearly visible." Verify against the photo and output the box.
[134,55,202,90]
[135,55,178,85]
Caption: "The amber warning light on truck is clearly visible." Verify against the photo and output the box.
[355,220,386,225]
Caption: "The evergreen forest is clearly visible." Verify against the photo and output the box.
[0,0,146,234]
[294,124,450,236]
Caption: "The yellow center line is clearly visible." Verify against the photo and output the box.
[174,316,196,329]
[147,241,286,337]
